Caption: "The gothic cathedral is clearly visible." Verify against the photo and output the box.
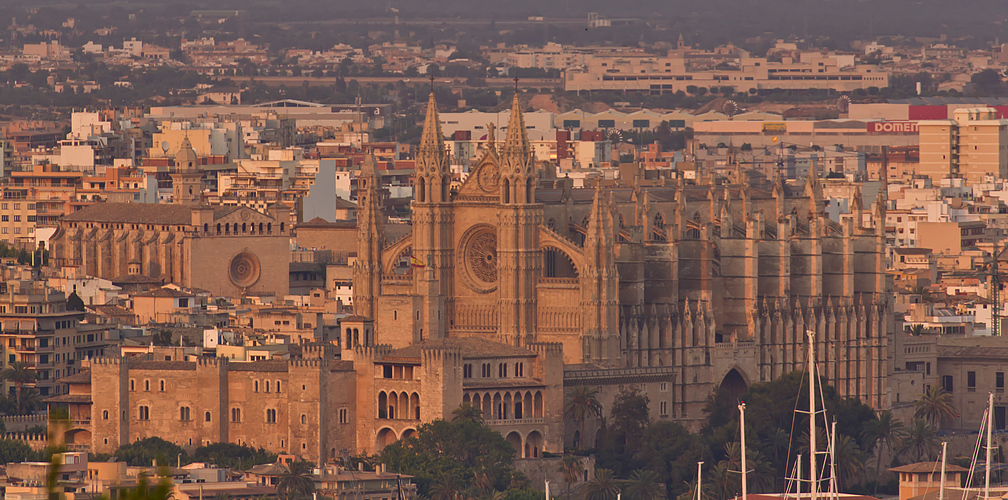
[353,91,891,424]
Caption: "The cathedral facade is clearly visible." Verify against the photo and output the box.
[50,139,291,298]
[354,92,891,425]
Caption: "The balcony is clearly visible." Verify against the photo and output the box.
[71,419,91,428]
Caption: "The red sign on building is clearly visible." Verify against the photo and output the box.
[867,121,919,133]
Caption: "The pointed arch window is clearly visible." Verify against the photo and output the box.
[418,178,426,203]
[688,212,701,239]
[652,213,667,241]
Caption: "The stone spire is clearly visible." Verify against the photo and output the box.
[417,90,447,170]
[415,90,450,204]
[353,153,385,319]
[503,91,531,159]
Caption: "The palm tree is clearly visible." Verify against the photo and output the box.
[277,461,315,500]
[832,433,867,490]
[430,474,462,500]
[452,403,483,424]
[914,385,957,428]
[584,469,621,500]
[558,454,582,499]
[862,410,906,494]
[625,469,666,500]
[900,419,940,463]
[1,361,36,414]
[564,386,602,449]
[908,324,926,336]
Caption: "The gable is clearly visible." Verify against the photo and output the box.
[455,147,501,201]
[213,206,276,224]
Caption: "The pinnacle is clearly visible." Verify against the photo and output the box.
[503,91,530,156]
[418,90,446,156]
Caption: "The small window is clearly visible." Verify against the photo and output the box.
[968,371,976,392]
[301,414,307,425]
[103,410,109,420]
[231,407,242,423]
[205,411,212,422]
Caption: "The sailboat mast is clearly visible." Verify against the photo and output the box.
[940,441,947,500]
[829,420,837,500]
[808,330,818,500]
[740,402,748,500]
[697,461,704,500]
[986,392,993,500]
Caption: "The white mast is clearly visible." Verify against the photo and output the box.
[940,441,947,500]
[829,420,837,500]
[796,454,803,498]
[697,462,704,500]
[986,392,993,500]
[740,402,748,500]
[808,330,818,500]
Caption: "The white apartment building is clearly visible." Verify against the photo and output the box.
[564,51,887,93]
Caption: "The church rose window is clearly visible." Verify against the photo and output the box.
[229,252,261,288]
[467,231,497,284]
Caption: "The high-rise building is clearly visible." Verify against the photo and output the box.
[918,107,1008,183]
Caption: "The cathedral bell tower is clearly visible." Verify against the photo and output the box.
[352,154,385,321]
[171,137,203,205]
[411,89,452,341]
[497,90,542,347]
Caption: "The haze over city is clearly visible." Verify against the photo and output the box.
[0,1,1007,500]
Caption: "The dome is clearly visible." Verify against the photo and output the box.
[175,137,198,172]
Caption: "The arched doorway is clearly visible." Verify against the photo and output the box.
[505,431,523,456]
[720,368,748,400]
[375,428,396,451]
[526,431,543,458]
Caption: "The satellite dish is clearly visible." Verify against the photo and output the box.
[161,141,170,154]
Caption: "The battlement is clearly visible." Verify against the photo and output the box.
[92,356,123,366]
[527,342,563,355]
[197,357,227,368]
[420,347,462,365]
[5,432,48,451]
[289,358,329,369]
[353,344,392,360]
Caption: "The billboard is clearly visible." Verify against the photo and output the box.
[762,122,787,133]
[867,121,919,133]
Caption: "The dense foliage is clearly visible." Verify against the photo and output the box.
[380,417,526,497]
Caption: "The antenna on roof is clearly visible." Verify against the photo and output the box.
[513,69,519,94]
[429,73,435,95]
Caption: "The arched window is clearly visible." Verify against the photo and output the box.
[526,178,533,204]
[259,222,263,233]
[503,179,510,204]
[652,212,666,241]
[280,222,285,233]
[242,222,247,233]
[203,223,208,233]
[267,223,272,233]
[216,223,221,234]
[103,410,109,420]
[688,212,702,239]
[442,177,449,202]
[418,178,426,203]
[205,411,211,422]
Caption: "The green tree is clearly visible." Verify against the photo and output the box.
[564,386,602,449]
[451,403,483,424]
[277,460,315,500]
[914,385,957,427]
[584,468,621,500]
[862,410,905,494]
[626,469,666,499]
[112,437,186,466]
[153,330,174,346]
[635,421,708,500]
[0,438,37,463]
[559,454,582,498]
[832,433,866,490]
[900,419,939,462]
[609,386,650,455]
[1,361,36,414]
[192,443,278,471]
[380,418,521,497]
